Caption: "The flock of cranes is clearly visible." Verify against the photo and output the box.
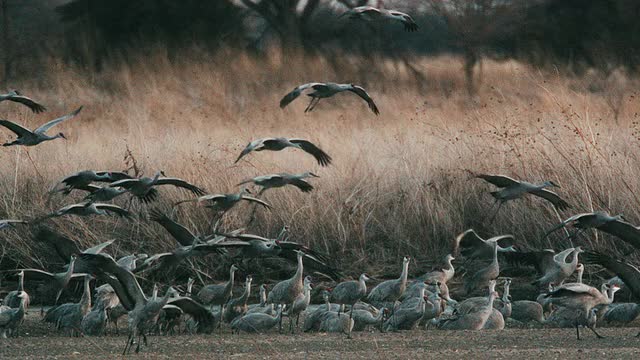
[1,3,640,356]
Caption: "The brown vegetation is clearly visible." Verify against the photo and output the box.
[1,50,639,279]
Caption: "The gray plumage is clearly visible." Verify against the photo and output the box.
[0,106,81,146]
[0,292,28,338]
[318,311,355,336]
[21,255,81,304]
[367,257,410,308]
[0,90,46,112]
[3,270,30,312]
[223,276,252,323]
[303,290,340,332]
[331,273,369,316]
[439,280,498,330]
[510,300,545,323]
[237,172,319,195]
[81,301,108,336]
[45,275,92,336]
[231,305,283,334]
[280,82,379,115]
[197,264,238,314]
[285,276,312,333]
[463,242,500,295]
[383,288,427,331]
[235,138,332,166]
[474,173,570,210]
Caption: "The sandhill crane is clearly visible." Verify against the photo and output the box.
[213,231,341,279]
[280,82,379,115]
[544,282,613,339]
[116,254,148,272]
[81,301,109,336]
[21,255,83,304]
[349,306,385,332]
[136,242,226,277]
[247,284,275,315]
[0,106,82,146]
[584,251,640,335]
[109,171,205,203]
[493,278,512,319]
[235,138,332,167]
[463,241,499,295]
[457,279,499,315]
[473,173,570,222]
[417,254,455,284]
[0,292,28,338]
[331,273,369,321]
[600,302,640,326]
[37,202,130,221]
[223,276,253,324]
[532,247,583,288]
[286,276,313,333]
[78,253,180,353]
[95,284,120,311]
[438,280,498,330]
[511,300,545,323]
[0,90,46,113]
[52,170,133,195]
[0,219,27,230]
[32,227,114,265]
[303,290,340,332]
[175,188,271,213]
[197,264,238,317]
[238,172,319,195]
[167,296,216,334]
[318,311,355,336]
[267,251,305,332]
[3,271,30,312]
[545,212,640,249]
[44,275,92,336]
[340,6,419,32]
[453,229,516,260]
[149,209,205,247]
[231,305,283,334]
[383,286,427,331]
[367,257,410,310]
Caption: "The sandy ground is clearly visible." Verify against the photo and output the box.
[2,308,640,359]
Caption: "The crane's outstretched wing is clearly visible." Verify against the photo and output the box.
[289,139,332,166]
[0,120,32,137]
[149,209,198,246]
[474,173,520,188]
[279,83,323,109]
[34,106,83,134]
[529,189,570,211]
[4,92,47,113]
[348,85,379,115]
[599,220,640,250]
[156,177,206,195]
[583,251,640,298]
[95,204,131,217]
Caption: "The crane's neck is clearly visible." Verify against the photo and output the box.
[358,276,367,293]
[399,261,409,284]
[502,283,510,303]
[18,272,24,291]
[576,268,584,284]
[65,258,76,281]
[186,281,193,296]
[226,268,236,293]
[80,277,92,312]
[240,280,252,304]
[259,288,267,306]
[294,255,304,285]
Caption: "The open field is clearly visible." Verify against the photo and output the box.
[1,51,640,278]
[2,308,640,359]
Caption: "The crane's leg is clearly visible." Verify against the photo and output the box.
[135,334,142,353]
[123,332,133,355]
[487,201,503,225]
[219,305,224,330]
[575,325,580,340]
[588,326,605,339]
[304,97,318,113]
[307,97,321,112]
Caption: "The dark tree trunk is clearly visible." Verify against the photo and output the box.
[1,0,11,84]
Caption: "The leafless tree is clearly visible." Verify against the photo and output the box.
[428,0,528,95]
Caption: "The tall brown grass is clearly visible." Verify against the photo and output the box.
[1,48,640,279]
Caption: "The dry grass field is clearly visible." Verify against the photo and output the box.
[1,50,640,278]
